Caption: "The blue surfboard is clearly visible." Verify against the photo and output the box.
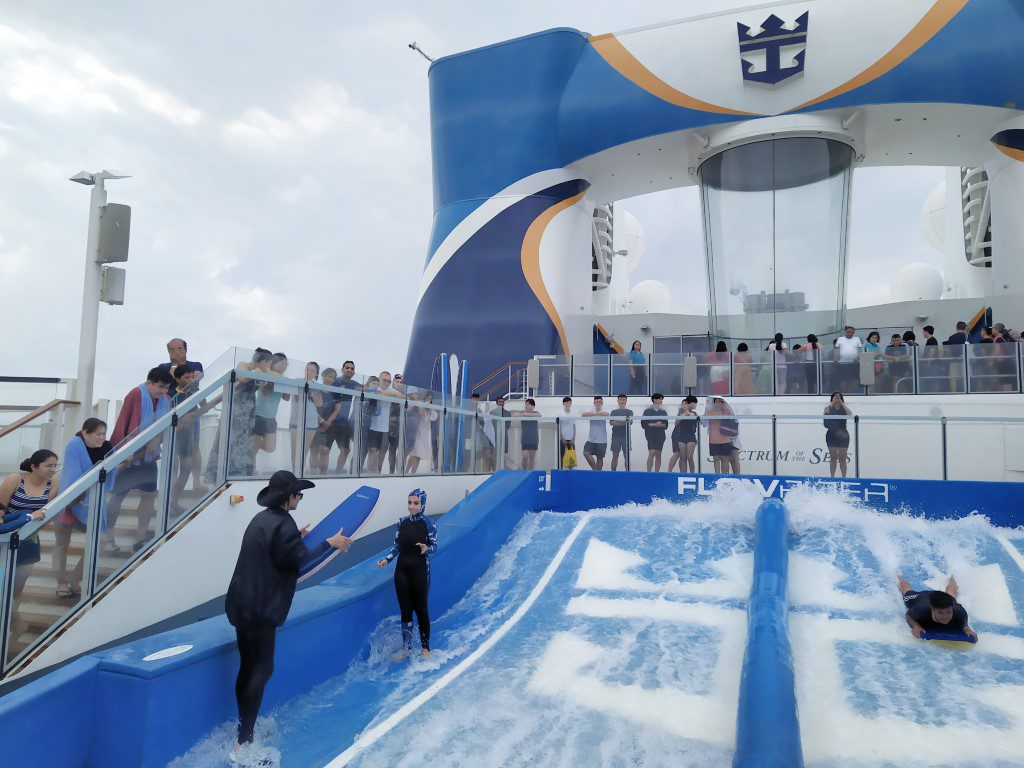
[298,485,380,582]
[920,629,977,644]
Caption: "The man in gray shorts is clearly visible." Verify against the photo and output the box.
[582,395,609,471]
[609,394,633,471]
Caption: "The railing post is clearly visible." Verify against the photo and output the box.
[299,383,309,478]
[646,354,652,396]
[626,416,632,472]
[469,414,477,473]
[221,370,237,481]
[507,365,512,398]
[569,355,575,397]
[941,416,948,480]
[399,400,407,477]
[853,415,860,478]
[817,350,823,396]
[159,412,178,534]
[439,406,447,475]
[729,352,735,397]
[695,415,702,473]
[355,391,365,477]
[84,468,106,596]
[0,536,16,673]
[556,416,561,469]
[771,415,778,474]
[912,346,919,395]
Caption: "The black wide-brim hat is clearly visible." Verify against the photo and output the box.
[257,470,315,508]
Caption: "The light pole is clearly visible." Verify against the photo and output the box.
[69,169,130,427]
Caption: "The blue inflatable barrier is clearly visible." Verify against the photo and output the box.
[733,498,804,768]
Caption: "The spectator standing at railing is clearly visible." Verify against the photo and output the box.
[310,367,341,474]
[668,395,699,473]
[804,335,824,394]
[705,397,739,474]
[823,392,853,478]
[384,375,409,474]
[787,343,805,394]
[516,398,542,470]
[708,341,730,395]
[406,391,437,474]
[495,396,511,468]
[108,367,174,552]
[766,333,789,394]
[642,394,669,472]
[903,330,918,346]
[733,344,756,395]
[157,338,203,379]
[253,353,292,466]
[609,394,633,470]
[169,364,208,508]
[365,372,403,474]
[558,396,577,467]
[289,362,321,474]
[334,361,362,474]
[54,419,113,599]
[1,450,59,629]
[884,335,912,392]
[994,322,1019,342]
[628,340,646,395]
[945,321,968,345]
[833,326,863,393]
[922,326,938,346]
[582,396,609,471]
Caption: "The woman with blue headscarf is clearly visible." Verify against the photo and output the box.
[378,488,437,660]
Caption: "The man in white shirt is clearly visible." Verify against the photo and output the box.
[833,326,863,393]
[581,395,609,471]
[558,396,577,467]
[365,371,404,474]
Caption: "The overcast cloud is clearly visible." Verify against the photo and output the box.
[0,1,944,406]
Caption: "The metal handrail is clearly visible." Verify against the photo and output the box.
[472,361,528,393]
[0,399,80,440]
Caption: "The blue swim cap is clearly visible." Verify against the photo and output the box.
[408,488,427,514]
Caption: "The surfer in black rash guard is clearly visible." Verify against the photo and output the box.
[225,470,353,763]
[378,488,438,661]
[897,571,978,642]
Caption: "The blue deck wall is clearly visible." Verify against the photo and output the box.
[1,470,1021,767]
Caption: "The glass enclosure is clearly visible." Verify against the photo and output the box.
[699,137,854,342]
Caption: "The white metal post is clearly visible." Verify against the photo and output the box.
[73,179,107,429]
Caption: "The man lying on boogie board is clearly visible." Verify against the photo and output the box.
[897,571,978,643]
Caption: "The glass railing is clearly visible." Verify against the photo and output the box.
[5,350,1024,678]
[518,345,1024,397]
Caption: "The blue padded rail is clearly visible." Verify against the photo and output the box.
[733,498,804,768]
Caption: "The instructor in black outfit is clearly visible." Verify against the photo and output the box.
[225,470,352,757]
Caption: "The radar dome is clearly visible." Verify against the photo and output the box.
[890,262,944,302]
[615,209,646,274]
[921,181,945,253]
[629,280,671,313]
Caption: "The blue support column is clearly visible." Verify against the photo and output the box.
[733,498,804,768]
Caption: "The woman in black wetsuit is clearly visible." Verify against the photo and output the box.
[378,488,438,660]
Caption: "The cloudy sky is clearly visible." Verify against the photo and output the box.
[0,1,943,406]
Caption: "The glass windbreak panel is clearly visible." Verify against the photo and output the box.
[867,345,915,395]
[97,420,174,588]
[472,414,501,473]
[773,347,820,395]
[857,419,942,480]
[167,388,222,526]
[535,356,571,397]
[946,422,1010,482]
[916,345,965,394]
[570,356,610,398]
[696,414,772,476]
[634,405,672,471]
[820,353,863,396]
[693,352,732,397]
[700,137,853,341]
[295,386,338,479]
[404,400,440,476]
[612,353,647,396]
[650,354,685,397]
[777,415,854,478]
[968,344,1019,393]
[359,390,404,476]
[441,407,474,474]
[506,413,545,471]
[732,349,775,395]
[5,486,101,666]
[0,423,45,477]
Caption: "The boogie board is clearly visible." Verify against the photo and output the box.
[905,616,977,645]
[298,485,380,582]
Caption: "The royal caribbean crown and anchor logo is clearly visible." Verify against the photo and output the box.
[737,11,809,87]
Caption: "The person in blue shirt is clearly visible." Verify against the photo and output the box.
[378,488,438,660]
[627,340,646,395]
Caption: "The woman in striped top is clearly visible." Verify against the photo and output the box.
[1,449,60,632]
